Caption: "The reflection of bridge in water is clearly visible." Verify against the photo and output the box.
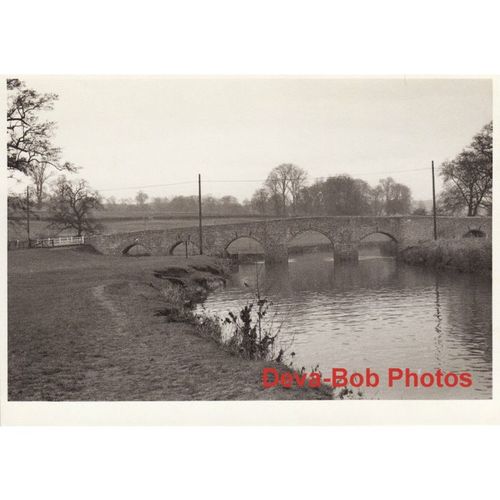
[87,216,491,263]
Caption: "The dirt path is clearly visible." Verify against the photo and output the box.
[92,284,129,335]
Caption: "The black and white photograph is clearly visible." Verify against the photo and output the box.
[5,76,493,403]
[2,2,500,499]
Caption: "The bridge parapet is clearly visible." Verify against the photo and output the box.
[86,216,491,262]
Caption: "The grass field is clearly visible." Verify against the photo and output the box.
[8,247,330,400]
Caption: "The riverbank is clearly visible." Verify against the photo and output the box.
[398,238,491,274]
[8,247,331,400]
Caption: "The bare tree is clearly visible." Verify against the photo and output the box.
[265,163,306,216]
[439,123,492,216]
[48,177,103,236]
[287,165,307,215]
[296,181,324,215]
[7,79,75,177]
[369,184,385,215]
[265,166,288,216]
[135,190,149,206]
[251,188,270,215]
[29,162,54,208]
[378,177,412,215]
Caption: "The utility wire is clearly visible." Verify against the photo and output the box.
[95,167,430,193]
[98,181,195,192]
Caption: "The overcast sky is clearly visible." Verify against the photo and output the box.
[15,77,492,202]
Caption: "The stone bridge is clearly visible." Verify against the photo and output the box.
[87,216,492,263]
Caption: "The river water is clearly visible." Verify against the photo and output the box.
[200,251,492,399]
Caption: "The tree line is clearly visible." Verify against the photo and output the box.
[107,192,251,216]
[250,164,413,217]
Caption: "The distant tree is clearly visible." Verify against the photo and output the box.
[203,196,218,213]
[106,196,117,205]
[169,195,198,213]
[241,198,251,212]
[287,165,307,215]
[7,79,75,177]
[48,177,103,236]
[218,195,245,215]
[296,181,324,215]
[369,184,385,215]
[411,201,428,216]
[412,207,427,216]
[353,179,373,214]
[250,188,270,215]
[151,197,166,211]
[7,194,28,233]
[321,175,371,215]
[439,122,492,216]
[220,195,239,206]
[265,163,307,216]
[265,165,290,216]
[378,177,412,215]
[30,162,53,208]
[135,190,149,206]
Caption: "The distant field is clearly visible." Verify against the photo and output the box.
[8,216,263,240]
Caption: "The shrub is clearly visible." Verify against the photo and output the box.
[223,297,282,360]
[195,295,285,361]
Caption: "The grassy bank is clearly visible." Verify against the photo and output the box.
[8,247,330,400]
[398,239,491,274]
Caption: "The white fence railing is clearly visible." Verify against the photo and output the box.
[33,236,85,248]
[8,236,86,250]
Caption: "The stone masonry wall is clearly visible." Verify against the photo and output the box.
[87,216,492,262]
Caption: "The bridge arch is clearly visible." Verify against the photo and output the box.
[223,235,266,258]
[169,240,200,255]
[122,241,152,256]
[359,230,398,243]
[463,229,486,238]
[286,228,335,256]
[359,231,398,258]
[287,228,335,247]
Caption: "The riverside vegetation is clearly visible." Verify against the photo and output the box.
[398,238,491,274]
[152,269,340,398]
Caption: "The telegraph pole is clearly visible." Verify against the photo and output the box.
[198,174,203,254]
[26,186,31,247]
[432,160,437,240]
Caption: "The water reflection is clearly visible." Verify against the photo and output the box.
[434,277,443,368]
[201,252,492,399]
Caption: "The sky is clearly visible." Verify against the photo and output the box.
[12,77,492,202]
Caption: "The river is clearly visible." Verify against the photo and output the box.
[199,251,492,399]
